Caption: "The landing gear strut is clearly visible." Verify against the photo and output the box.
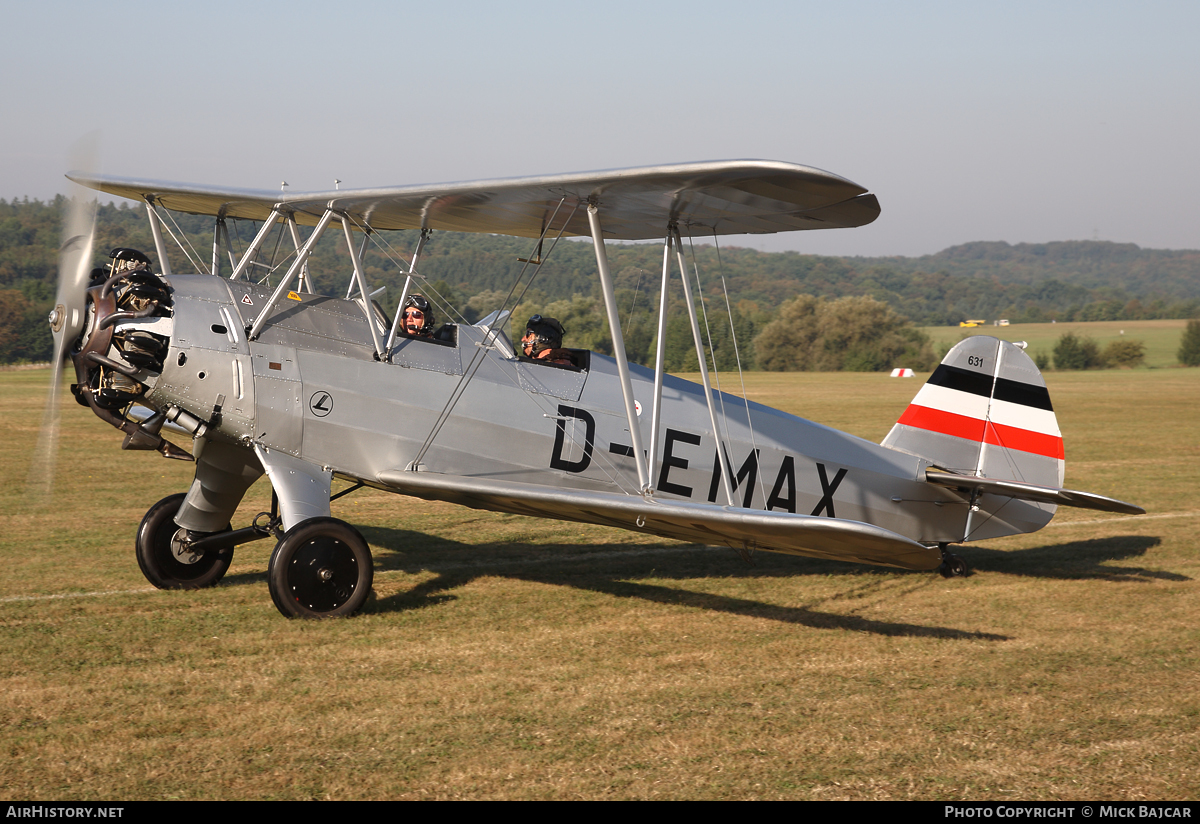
[937,543,969,578]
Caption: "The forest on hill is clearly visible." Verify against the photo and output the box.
[881,240,1200,297]
[2,196,1198,368]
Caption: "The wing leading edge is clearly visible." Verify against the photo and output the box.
[375,470,939,571]
[68,160,880,240]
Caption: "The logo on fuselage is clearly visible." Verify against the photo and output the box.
[308,391,334,417]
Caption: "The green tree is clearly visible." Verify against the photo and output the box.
[0,289,31,360]
[753,295,820,371]
[1179,319,1200,366]
[754,294,935,372]
[1052,333,1105,370]
[1102,338,1145,368]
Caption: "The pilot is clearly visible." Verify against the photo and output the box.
[521,315,574,366]
[401,294,436,337]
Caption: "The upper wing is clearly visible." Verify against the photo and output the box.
[376,469,939,571]
[68,159,879,240]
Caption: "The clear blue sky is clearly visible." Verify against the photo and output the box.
[3,0,1196,257]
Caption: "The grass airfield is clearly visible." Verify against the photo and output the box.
[923,318,1190,368]
[1,362,1197,800]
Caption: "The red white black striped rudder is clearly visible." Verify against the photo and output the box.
[881,336,1063,541]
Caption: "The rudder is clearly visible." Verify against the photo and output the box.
[883,336,1064,489]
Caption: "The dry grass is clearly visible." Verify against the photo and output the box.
[1,367,1197,800]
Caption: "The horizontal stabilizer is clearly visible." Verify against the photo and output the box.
[925,470,1144,515]
[376,470,940,571]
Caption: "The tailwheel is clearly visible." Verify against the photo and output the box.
[135,493,233,589]
[267,518,373,618]
[937,543,969,578]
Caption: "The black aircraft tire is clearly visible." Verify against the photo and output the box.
[135,493,234,590]
[938,552,969,579]
[267,518,373,619]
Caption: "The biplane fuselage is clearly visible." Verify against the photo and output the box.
[144,275,1047,550]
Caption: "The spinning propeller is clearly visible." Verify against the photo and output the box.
[28,138,99,496]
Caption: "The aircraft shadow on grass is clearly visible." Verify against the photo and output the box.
[366,525,1017,640]
[217,527,1174,638]
[954,535,1180,582]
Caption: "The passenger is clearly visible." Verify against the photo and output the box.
[401,294,435,338]
[521,315,574,366]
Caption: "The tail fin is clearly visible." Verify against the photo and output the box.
[882,337,1143,540]
[883,336,1064,488]
[882,337,1071,541]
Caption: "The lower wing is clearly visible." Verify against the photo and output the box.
[376,469,939,570]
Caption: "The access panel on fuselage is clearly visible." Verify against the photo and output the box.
[148,276,255,439]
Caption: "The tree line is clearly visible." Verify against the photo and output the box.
[2,197,1198,369]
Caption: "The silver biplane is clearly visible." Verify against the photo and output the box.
[46,160,1143,618]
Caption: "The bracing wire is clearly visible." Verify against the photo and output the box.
[345,230,373,299]
[480,199,580,333]
[152,203,208,275]
[685,234,721,384]
[685,233,738,495]
[352,223,473,328]
[410,200,580,469]
[229,219,247,276]
[411,201,575,453]
[622,266,646,346]
[262,218,288,287]
[711,231,768,507]
[242,217,298,286]
[226,216,296,284]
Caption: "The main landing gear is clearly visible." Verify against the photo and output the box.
[134,496,374,618]
[267,518,373,618]
[937,543,969,578]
